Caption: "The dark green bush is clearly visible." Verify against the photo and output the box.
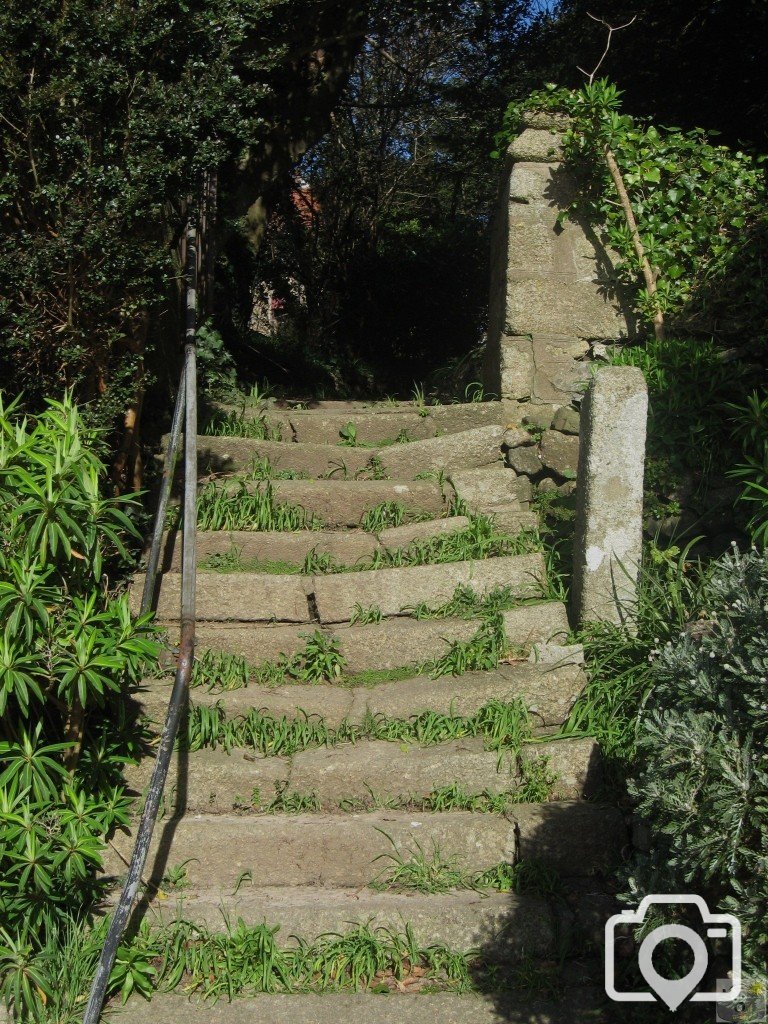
[627,546,768,970]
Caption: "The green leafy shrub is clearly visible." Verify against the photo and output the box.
[0,393,157,1017]
[627,547,768,970]
[497,80,768,337]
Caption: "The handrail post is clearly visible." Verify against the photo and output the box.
[83,218,198,1024]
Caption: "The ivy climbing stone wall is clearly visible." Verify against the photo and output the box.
[483,111,636,406]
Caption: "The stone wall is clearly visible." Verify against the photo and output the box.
[483,111,636,407]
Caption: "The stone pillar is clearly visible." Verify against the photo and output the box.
[484,111,635,405]
[571,367,647,627]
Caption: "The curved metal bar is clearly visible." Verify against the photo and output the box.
[83,219,198,1024]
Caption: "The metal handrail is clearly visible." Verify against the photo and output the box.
[83,219,199,1024]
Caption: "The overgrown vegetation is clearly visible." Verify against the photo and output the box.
[0,395,157,1016]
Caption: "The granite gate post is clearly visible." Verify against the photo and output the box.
[571,366,648,627]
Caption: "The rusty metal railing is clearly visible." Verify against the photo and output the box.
[83,219,199,1024]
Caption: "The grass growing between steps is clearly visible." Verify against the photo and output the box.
[201,408,283,441]
[183,696,534,756]
[370,836,562,897]
[196,480,323,531]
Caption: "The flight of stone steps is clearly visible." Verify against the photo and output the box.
[111,397,623,1022]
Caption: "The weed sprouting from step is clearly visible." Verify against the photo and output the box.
[202,408,282,441]
[360,500,406,532]
[243,456,307,481]
[355,453,388,480]
[427,617,505,678]
[350,602,383,625]
[265,782,321,814]
[197,480,321,532]
[301,547,342,575]
[291,630,346,683]
[192,649,250,690]
[513,754,558,803]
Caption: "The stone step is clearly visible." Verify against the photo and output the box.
[116,886,557,955]
[183,600,570,672]
[312,552,545,624]
[103,810,518,888]
[138,552,546,624]
[190,426,504,479]
[156,518,473,572]
[112,991,609,1024]
[125,735,600,814]
[104,804,624,890]
[137,656,586,730]
[217,479,449,526]
[222,400,520,444]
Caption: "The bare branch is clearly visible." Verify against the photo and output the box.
[576,13,637,85]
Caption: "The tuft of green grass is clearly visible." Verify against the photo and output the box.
[202,408,282,441]
[360,500,407,532]
[197,480,321,532]
[350,602,383,625]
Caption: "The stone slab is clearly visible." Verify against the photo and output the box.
[191,623,313,666]
[123,748,289,815]
[378,516,471,550]
[336,618,479,674]
[103,811,517,889]
[188,436,373,478]
[502,603,570,650]
[112,991,608,1024]
[134,572,311,622]
[380,425,504,477]
[289,410,435,444]
[313,553,546,623]
[264,480,447,526]
[158,529,380,571]
[540,430,580,479]
[449,467,531,511]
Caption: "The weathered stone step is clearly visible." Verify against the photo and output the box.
[185,600,570,672]
[223,400,520,444]
[191,426,504,479]
[118,886,557,955]
[287,736,598,806]
[313,552,545,624]
[157,518,472,572]
[138,552,546,624]
[113,991,608,1024]
[219,479,449,526]
[104,804,623,889]
[138,657,586,730]
[125,735,600,814]
[103,810,518,888]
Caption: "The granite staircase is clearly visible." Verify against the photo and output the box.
[109,397,623,1023]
